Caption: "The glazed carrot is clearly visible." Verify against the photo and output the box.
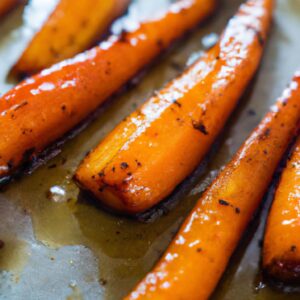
[0,0,216,184]
[11,0,130,76]
[263,126,300,283]
[0,0,21,18]
[125,71,300,300]
[75,0,273,214]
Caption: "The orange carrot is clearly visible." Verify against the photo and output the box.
[11,0,130,76]
[0,0,216,184]
[75,0,273,214]
[125,71,300,300]
[263,123,300,283]
[0,0,20,18]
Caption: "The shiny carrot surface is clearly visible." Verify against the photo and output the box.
[0,0,20,18]
[75,0,273,214]
[11,0,130,76]
[263,122,300,283]
[0,0,216,183]
[125,71,300,300]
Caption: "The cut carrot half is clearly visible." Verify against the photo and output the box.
[263,124,300,283]
[75,0,273,214]
[11,0,130,76]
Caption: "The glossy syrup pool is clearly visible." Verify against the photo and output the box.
[0,0,300,299]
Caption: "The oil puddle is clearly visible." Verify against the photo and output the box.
[0,197,103,299]
[0,238,29,275]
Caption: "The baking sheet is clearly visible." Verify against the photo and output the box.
[0,0,300,299]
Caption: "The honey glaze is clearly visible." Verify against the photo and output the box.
[1,0,300,300]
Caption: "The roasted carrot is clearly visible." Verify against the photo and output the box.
[0,0,21,18]
[11,0,130,76]
[125,71,300,300]
[0,0,216,184]
[263,122,300,283]
[75,0,273,214]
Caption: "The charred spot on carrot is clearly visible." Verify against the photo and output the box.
[219,199,241,214]
[172,100,182,107]
[246,26,265,46]
[219,199,230,206]
[119,29,129,43]
[282,99,288,106]
[235,207,241,214]
[259,128,271,140]
[120,162,129,169]
[22,129,33,135]
[135,160,142,167]
[192,120,209,135]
